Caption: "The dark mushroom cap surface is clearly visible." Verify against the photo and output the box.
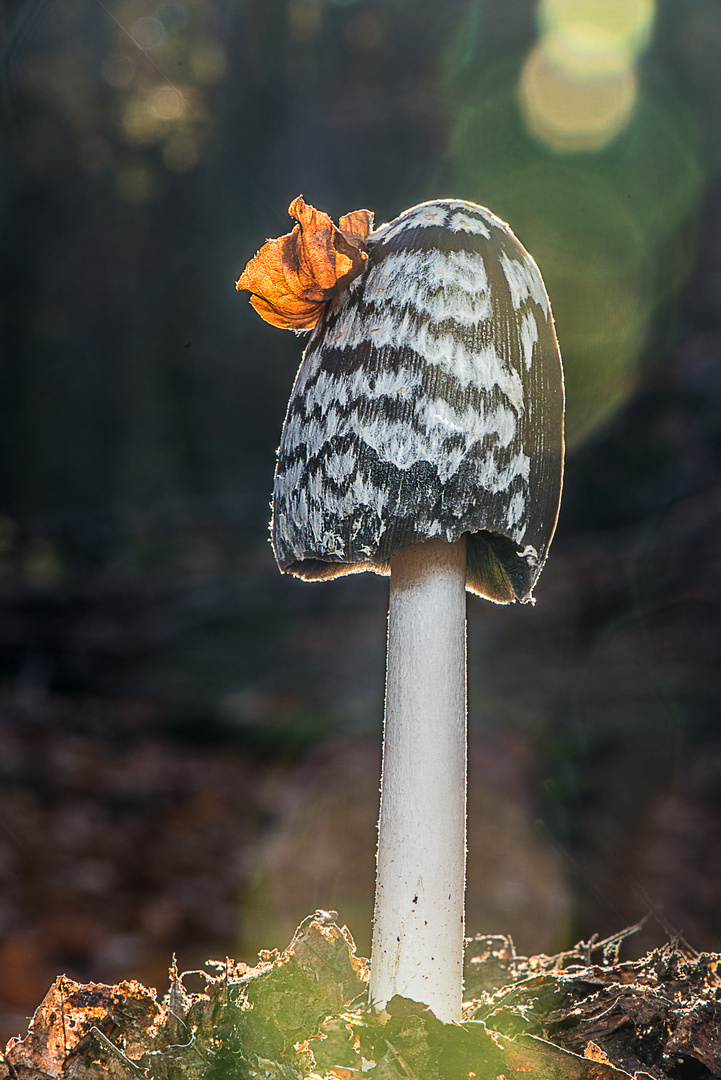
[271,199,564,603]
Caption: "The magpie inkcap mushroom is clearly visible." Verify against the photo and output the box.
[270,198,564,603]
[238,196,564,1022]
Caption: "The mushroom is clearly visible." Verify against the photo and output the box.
[237,197,564,1023]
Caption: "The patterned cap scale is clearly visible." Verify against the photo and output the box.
[271,199,565,604]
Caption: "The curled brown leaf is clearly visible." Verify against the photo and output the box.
[236,196,374,330]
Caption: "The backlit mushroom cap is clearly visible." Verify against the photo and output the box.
[271,199,564,603]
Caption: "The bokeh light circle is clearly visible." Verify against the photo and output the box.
[520,0,656,153]
[520,43,637,152]
[131,16,166,52]
[540,0,656,68]
[444,60,702,446]
[148,86,186,122]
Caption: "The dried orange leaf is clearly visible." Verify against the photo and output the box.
[338,208,375,249]
[236,196,374,330]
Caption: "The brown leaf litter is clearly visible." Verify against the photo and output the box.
[3,913,721,1080]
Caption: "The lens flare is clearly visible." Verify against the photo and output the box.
[442,0,701,447]
[540,0,655,71]
[520,43,637,152]
[543,24,638,79]
[520,0,656,153]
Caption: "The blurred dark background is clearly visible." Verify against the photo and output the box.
[2,0,721,1044]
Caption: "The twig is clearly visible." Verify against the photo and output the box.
[60,977,68,1057]
[529,918,649,972]
[89,1027,150,1080]
[162,1023,214,1065]
[599,917,650,963]
[2,1050,20,1080]
[384,1039,420,1079]
[166,1009,189,1036]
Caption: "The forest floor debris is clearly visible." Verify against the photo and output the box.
[3,912,721,1080]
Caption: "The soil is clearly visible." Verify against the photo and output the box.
[3,912,720,1080]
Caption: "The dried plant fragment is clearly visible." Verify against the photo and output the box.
[4,976,162,1080]
[236,196,374,330]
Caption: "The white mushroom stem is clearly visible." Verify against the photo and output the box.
[370,535,467,1024]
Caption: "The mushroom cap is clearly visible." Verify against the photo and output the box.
[271,199,564,603]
